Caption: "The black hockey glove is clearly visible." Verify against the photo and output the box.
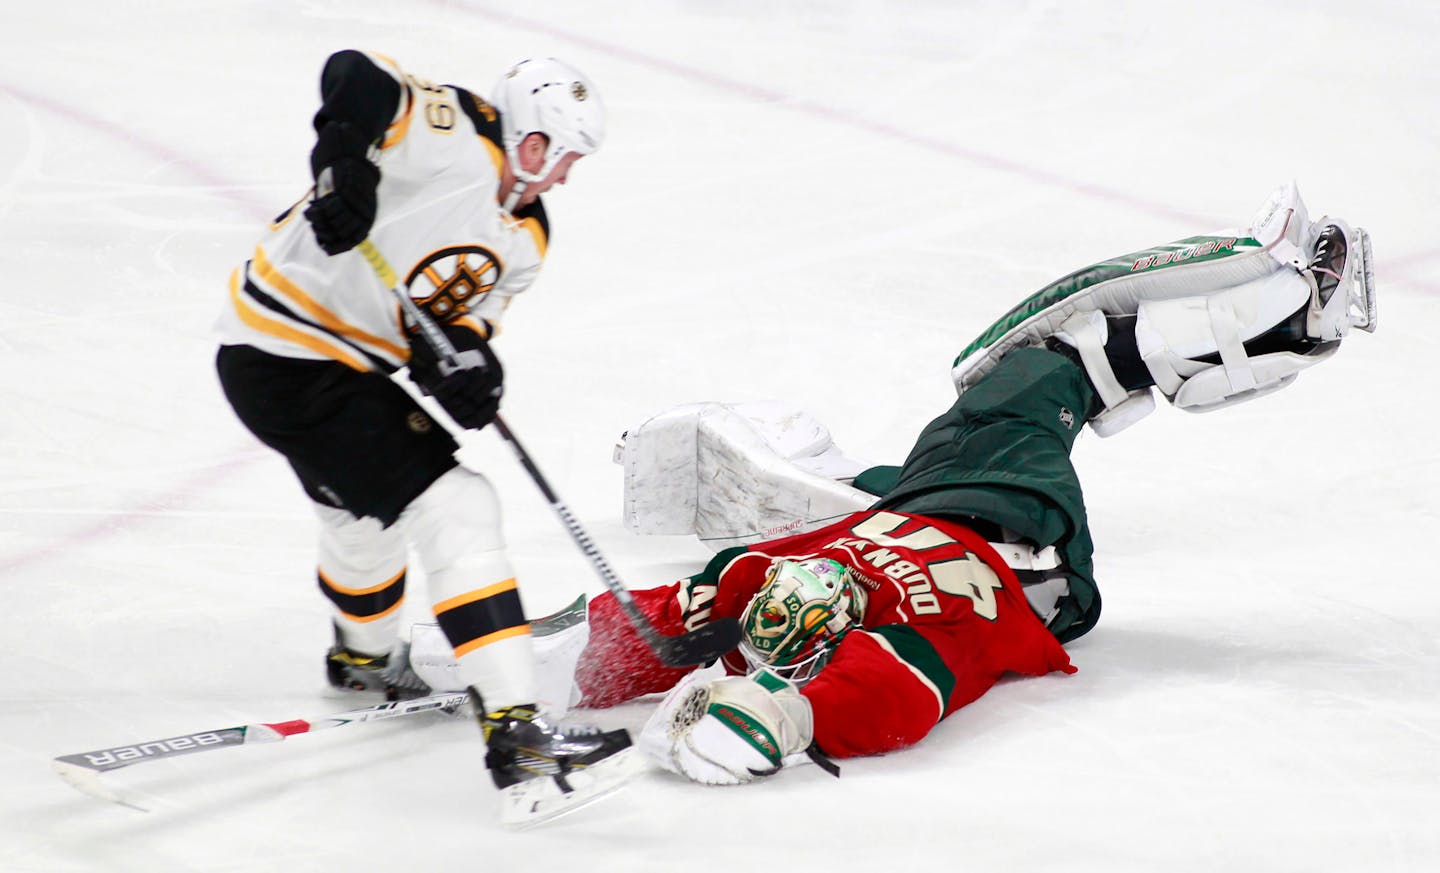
[408,325,504,431]
[304,121,380,255]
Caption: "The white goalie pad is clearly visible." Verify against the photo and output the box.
[1133,268,1334,413]
[408,603,589,718]
[616,401,875,551]
[950,181,1376,434]
[952,182,1311,395]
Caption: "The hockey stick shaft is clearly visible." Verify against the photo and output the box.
[356,239,739,666]
[54,692,470,776]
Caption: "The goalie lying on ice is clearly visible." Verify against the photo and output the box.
[570,183,1377,785]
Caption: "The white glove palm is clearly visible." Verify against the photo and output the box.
[639,668,814,785]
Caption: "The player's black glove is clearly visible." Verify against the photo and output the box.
[408,324,504,430]
[304,121,380,255]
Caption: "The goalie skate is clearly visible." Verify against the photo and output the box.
[1303,219,1376,341]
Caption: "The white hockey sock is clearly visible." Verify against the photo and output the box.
[403,467,540,710]
[314,503,408,656]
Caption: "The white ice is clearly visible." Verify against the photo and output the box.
[2,1,1437,871]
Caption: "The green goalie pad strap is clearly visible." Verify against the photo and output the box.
[954,234,1268,370]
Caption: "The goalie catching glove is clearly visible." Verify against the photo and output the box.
[407,323,504,430]
[639,668,823,785]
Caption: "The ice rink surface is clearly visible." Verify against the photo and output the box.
[2,1,1437,870]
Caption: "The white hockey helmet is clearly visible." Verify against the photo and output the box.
[490,57,606,206]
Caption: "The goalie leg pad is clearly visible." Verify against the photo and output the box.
[953,182,1375,434]
[1132,267,1322,411]
[408,599,589,718]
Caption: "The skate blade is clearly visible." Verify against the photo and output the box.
[1352,227,1377,333]
[497,747,647,829]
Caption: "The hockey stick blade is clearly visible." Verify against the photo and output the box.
[53,692,470,809]
[53,760,154,812]
[650,616,743,667]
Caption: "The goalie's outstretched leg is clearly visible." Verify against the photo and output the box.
[951,183,1376,436]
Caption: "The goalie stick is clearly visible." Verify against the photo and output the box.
[356,238,742,668]
[53,692,469,811]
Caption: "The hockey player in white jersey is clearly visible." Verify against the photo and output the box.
[214,50,635,821]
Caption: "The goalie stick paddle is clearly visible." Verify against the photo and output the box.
[356,239,742,667]
[53,692,470,810]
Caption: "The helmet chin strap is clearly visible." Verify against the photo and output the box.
[501,179,527,213]
[503,139,573,213]
[502,142,543,212]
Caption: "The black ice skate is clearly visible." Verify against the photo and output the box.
[471,690,642,827]
[325,637,432,702]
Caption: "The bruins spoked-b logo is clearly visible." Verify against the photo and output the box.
[404,245,501,322]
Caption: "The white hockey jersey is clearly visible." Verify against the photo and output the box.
[216,51,548,372]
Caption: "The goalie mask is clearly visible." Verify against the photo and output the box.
[490,57,606,211]
[738,558,862,685]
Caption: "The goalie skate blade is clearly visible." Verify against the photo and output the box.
[52,761,151,812]
[497,747,647,829]
[1354,227,1377,333]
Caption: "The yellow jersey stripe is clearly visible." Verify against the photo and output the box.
[381,89,413,149]
[337,599,404,624]
[318,567,405,597]
[518,216,547,258]
[480,137,505,178]
[453,625,531,659]
[369,51,413,150]
[433,578,518,615]
[251,246,409,360]
[228,269,370,372]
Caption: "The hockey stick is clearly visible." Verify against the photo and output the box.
[53,691,469,810]
[356,239,740,667]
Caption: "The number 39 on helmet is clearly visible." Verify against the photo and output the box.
[738,558,864,685]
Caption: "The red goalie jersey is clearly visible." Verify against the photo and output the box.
[575,509,1076,758]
